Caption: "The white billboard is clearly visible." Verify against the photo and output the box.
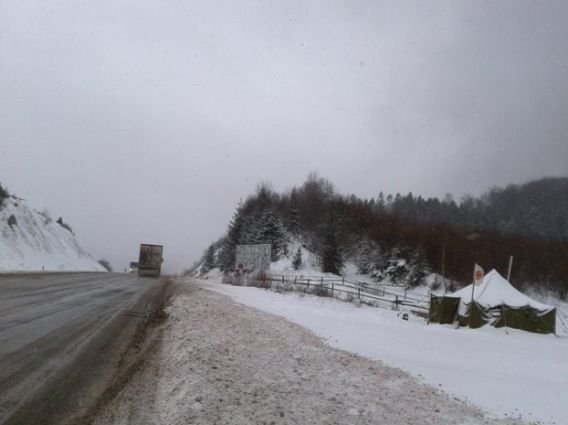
[235,244,271,272]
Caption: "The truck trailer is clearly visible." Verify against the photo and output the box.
[138,244,163,277]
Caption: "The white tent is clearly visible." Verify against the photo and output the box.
[429,269,556,334]
[452,269,553,311]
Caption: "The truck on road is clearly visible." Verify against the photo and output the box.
[138,244,164,277]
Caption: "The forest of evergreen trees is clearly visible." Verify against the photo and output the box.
[199,174,568,298]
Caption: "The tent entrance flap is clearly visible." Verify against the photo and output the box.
[458,302,492,329]
[428,295,460,324]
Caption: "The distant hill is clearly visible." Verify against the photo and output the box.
[0,183,105,272]
[192,175,568,298]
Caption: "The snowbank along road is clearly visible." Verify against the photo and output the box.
[94,280,527,425]
[0,272,170,425]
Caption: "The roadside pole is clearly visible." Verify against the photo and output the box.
[442,244,446,294]
[506,256,514,282]
[470,264,484,327]
[469,279,476,327]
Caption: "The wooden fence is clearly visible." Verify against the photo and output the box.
[224,272,568,334]
[230,273,430,315]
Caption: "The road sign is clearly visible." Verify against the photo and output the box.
[235,244,271,272]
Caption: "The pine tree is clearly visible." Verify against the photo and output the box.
[321,216,343,275]
[288,188,300,236]
[385,247,407,283]
[239,214,262,245]
[356,239,372,274]
[369,245,387,274]
[405,248,431,287]
[257,210,288,261]
[219,202,245,271]
[292,246,302,270]
[202,244,216,273]
[376,191,385,213]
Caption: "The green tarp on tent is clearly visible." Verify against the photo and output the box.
[428,295,460,324]
[456,302,492,329]
[493,305,556,334]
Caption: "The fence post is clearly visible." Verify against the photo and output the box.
[332,282,334,296]
[294,276,297,284]
[395,295,399,310]
[307,279,310,289]
[320,277,323,287]
[358,287,361,299]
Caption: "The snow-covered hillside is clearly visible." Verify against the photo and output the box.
[0,197,105,272]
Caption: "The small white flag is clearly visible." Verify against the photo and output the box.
[473,264,484,285]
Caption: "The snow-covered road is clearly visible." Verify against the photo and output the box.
[95,281,526,425]
[0,272,165,424]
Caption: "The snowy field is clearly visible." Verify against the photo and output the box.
[198,278,568,425]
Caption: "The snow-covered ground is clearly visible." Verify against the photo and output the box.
[0,197,104,272]
[95,283,522,425]
[200,278,568,425]
[269,240,328,276]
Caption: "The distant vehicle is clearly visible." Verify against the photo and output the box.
[138,244,164,277]
[127,261,139,273]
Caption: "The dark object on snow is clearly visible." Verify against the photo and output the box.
[7,214,17,227]
[0,183,9,205]
[56,217,74,234]
[98,259,113,272]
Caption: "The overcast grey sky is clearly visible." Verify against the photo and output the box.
[1,1,567,273]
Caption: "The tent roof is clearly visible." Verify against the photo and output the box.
[449,269,553,312]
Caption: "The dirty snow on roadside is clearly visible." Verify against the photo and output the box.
[95,282,525,425]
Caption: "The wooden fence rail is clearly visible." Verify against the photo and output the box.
[242,273,430,313]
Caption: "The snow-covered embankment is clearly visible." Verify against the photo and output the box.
[0,197,104,272]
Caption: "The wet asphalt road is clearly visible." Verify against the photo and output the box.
[0,272,163,424]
